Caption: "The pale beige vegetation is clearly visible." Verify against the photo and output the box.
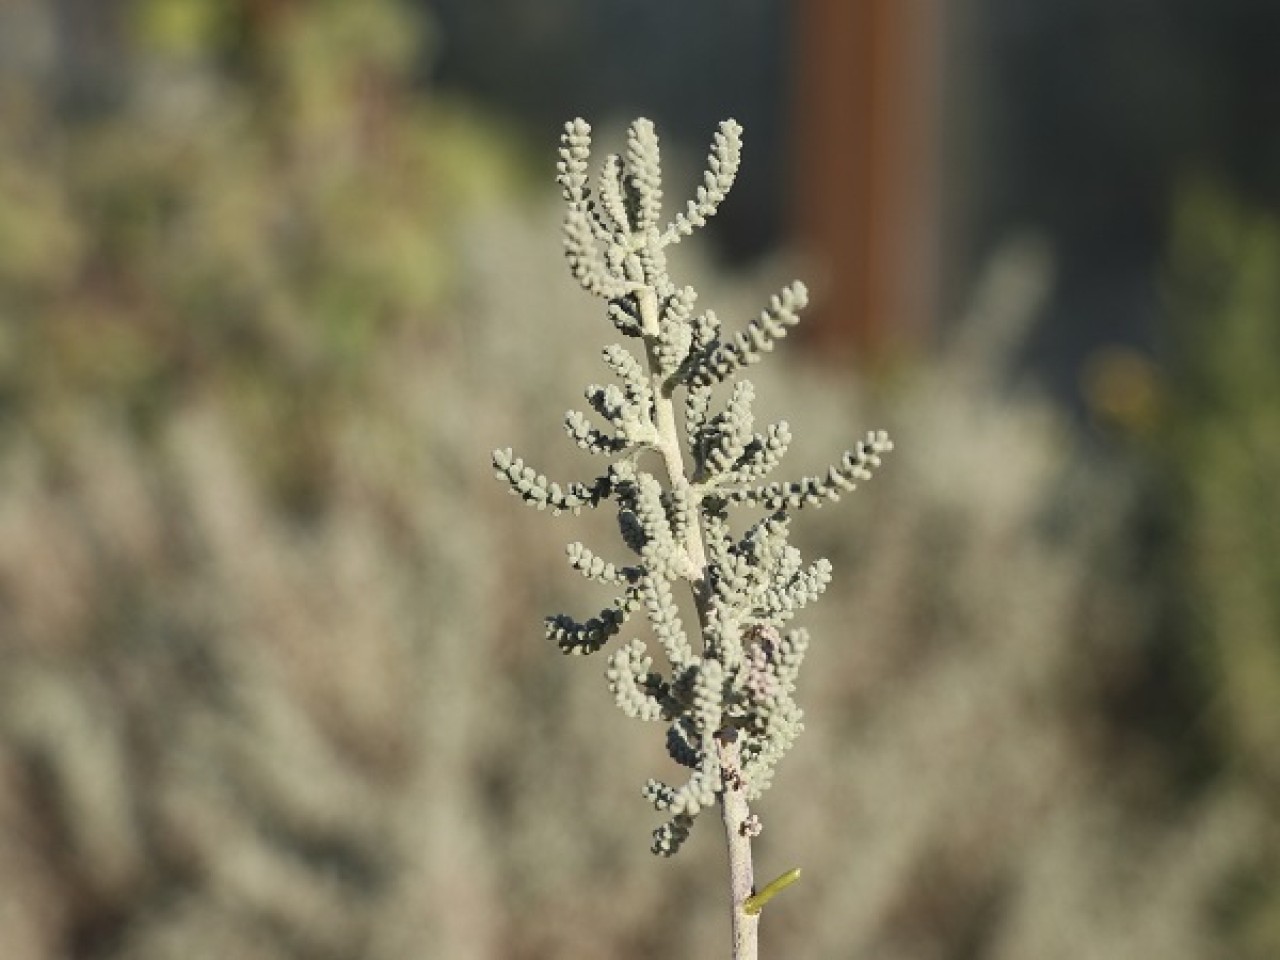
[0,2,1274,958]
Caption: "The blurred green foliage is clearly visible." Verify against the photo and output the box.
[0,0,525,512]
[1161,180,1280,955]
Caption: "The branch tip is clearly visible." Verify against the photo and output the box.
[743,867,802,916]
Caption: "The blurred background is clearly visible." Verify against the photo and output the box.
[0,1,1277,958]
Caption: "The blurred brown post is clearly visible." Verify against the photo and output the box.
[792,0,943,361]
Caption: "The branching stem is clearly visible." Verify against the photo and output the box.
[637,287,758,960]
[499,116,893,959]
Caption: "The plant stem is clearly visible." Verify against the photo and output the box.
[719,737,760,960]
[637,286,759,960]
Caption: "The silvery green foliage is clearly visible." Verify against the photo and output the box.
[493,117,892,856]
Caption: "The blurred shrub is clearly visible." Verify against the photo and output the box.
[0,3,529,959]
[1154,181,1280,955]
[0,0,524,511]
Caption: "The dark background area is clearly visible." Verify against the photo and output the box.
[423,0,1280,399]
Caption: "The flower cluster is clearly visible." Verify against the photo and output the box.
[493,117,892,855]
